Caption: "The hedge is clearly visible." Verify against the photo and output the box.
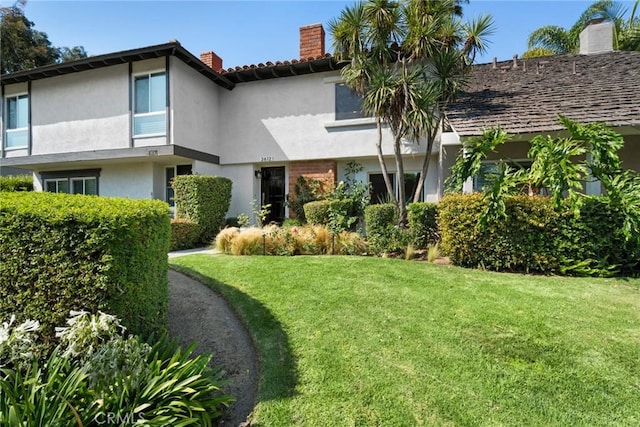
[407,202,439,249]
[172,175,232,244]
[438,193,640,276]
[0,192,171,341]
[364,203,409,254]
[0,174,33,192]
[170,219,202,251]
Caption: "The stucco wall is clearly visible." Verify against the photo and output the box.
[31,65,130,155]
[620,134,640,172]
[220,164,258,218]
[217,72,425,166]
[100,162,156,199]
[170,58,220,154]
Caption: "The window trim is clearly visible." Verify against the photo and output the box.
[4,93,29,151]
[368,171,425,204]
[132,70,167,138]
[335,82,365,121]
[42,169,100,195]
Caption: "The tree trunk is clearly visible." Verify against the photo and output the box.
[376,118,396,204]
[413,121,440,202]
[394,133,407,228]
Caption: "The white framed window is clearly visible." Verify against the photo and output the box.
[335,83,365,121]
[369,172,424,204]
[42,170,100,195]
[133,72,166,136]
[5,94,29,149]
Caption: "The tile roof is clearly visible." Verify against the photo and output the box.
[447,51,640,137]
[220,54,342,83]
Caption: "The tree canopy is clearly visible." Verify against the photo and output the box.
[329,0,494,227]
[1,1,87,74]
[524,0,640,57]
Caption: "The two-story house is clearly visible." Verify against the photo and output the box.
[1,21,639,222]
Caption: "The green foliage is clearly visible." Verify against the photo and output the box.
[0,311,233,426]
[445,127,511,193]
[170,218,202,251]
[407,202,439,249]
[282,218,302,227]
[0,315,43,371]
[0,175,33,192]
[439,193,639,276]
[288,176,324,222]
[364,203,411,254]
[173,175,232,244]
[304,200,331,226]
[0,192,170,342]
[251,199,271,227]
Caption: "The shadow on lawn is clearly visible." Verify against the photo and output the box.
[170,265,299,404]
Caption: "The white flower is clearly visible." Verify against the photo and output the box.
[16,319,40,334]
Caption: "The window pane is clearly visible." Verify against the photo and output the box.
[335,83,364,120]
[17,95,29,128]
[473,163,499,192]
[404,173,422,203]
[7,97,17,129]
[135,76,150,114]
[166,167,175,207]
[72,179,84,194]
[176,164,192,175]
[58,180,69,194]
[369,173,395,204]
[134,113,166,135]
[149,73,166,112]
[85,178,97,195]
[5,129,28,148]
[45,180,57,193]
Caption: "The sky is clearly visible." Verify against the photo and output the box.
[10,0,640,69]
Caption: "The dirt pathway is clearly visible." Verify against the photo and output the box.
[167,269,258,426]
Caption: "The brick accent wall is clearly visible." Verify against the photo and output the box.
[289,160,337,217]
[200,51,223,72]
[299,24,325,59]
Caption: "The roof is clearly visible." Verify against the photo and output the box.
[220,54,343,83]
[448,51,640,137]
[1,42,236,90]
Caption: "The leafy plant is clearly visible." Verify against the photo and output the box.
[288,176,324,222]
[237,213,250,227]
[0,175,33,192]
[252,199,271,228]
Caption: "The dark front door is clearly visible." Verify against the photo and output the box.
[261,166,285,224]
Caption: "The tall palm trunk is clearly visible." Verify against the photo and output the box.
[413,121,440,202]
[376,118,396,204]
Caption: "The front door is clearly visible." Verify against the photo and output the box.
[261,166,285,224]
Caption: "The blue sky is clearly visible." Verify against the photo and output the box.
[16,1,639,68]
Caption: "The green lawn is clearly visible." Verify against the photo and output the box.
[170,255,640,426]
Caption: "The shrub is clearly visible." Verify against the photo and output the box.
[364,203,410,254]
[215,227,240,253]
[304,200,331,225]
[0,192,170,342]
[438,193,639,276]
[173,175,232,244]
[289,176,324,222]
[0,174,33,192]
[407,202,439,249]
[170,218,202,251]
[230,227,265,255]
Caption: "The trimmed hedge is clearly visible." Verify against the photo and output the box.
[439,193,640,276]
[0,174,33,192]
[0,192,171,341]
[407,202,439,249]
[304,200,331,225]
[172,175,232,244]
[364,203,409,254]
[170,219,202,251]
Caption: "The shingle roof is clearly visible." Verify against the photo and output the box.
[448,51,640,137]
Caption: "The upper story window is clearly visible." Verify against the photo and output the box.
[335,83,365,121]
[133,72,166,136]
[5,94,29,149]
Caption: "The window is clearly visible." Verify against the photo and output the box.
[133,72,166,136]
[369,173,395,204]
[473,160,533,192]
[335,83,364,120]
[165,164,192,207]
[42,170,100,195]
[5,94,29,149]
[404,172,423,203]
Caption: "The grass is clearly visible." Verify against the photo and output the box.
[170,255,640,426]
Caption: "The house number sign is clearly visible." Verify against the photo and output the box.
[260,156,274,162]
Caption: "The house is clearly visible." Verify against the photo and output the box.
[1,21,638,222]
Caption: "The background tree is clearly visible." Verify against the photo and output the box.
[1,0,87,74]
[330,0,493,227]
[524,0,640,57]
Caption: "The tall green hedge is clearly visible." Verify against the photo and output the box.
[172,175,232,244]
[407,202,439,249]
[439,193,639,276]
[0,192,171,340]
[0,174,33,192]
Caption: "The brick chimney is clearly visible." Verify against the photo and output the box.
[299,23,325,59]
[579,20,614,54]
[200,51,223,72]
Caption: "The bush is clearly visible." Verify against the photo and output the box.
[170,218,202,251]
[0,174,33,192]
[0,192,170,342]
[289,176,324,222]
[438,193,640,276]
[173,175,232,244]
[304,200,331,225]
[364,203,410,254]
[407,202,439,249]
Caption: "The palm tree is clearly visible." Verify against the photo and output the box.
[524,0,640,57]
[330,0,493,227]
